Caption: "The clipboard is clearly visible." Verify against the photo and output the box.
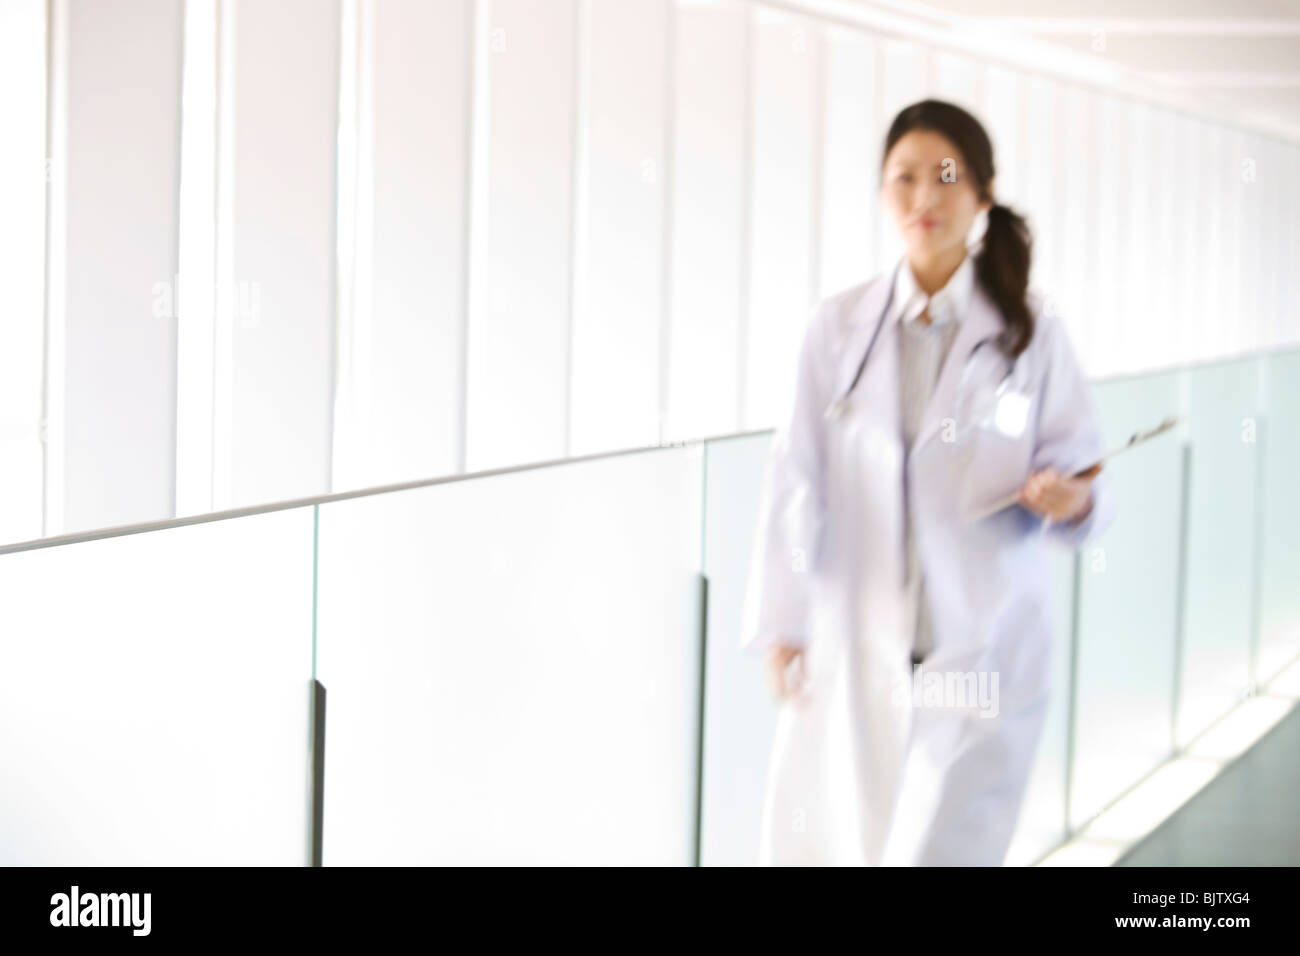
[967,415,1181,523]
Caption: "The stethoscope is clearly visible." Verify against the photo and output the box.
[822,258,1021,426]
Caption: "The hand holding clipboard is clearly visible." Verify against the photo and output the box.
[968,415,1180,523]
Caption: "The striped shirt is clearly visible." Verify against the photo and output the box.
[889,253,977,663]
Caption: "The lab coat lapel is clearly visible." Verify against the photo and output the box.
[831,273,893,403]
[907,280,1004,462]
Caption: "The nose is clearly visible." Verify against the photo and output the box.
[912,177,943,214]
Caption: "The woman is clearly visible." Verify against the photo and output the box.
[740,99,1115,866]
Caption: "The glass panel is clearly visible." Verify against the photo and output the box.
[0,508,315,864]
[1178,358,1260,745]
[1006,547,1075,865]
[315,446,703,864]
[1068,371,1184,828]
[1258,351,1300,682]
[698,433,781,866]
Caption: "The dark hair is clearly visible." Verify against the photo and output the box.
[880,99,1034,359]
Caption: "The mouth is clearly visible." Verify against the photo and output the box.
[914,217,939,231]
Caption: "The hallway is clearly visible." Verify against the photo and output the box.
[1117,704,1300,866]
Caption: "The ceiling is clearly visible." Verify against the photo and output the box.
[852,0,1300,142]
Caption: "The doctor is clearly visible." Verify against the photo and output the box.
[740,98,1116,866]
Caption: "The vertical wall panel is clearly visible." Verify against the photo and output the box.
[464,0,577,471]
[1289,143,1298,348]
[1121,101,1151,373]
[1262,138,1286,351]
[1211,123,1232,360]
[51,0,183,534]
[819,27,877,298]
[1172,113,1200,366]
[0,0,46,543]
[1058,86,1097,374]
[1199,122,1225,363]
[1145,105,1177,371]
[175,0,218,518]
[930,49,982,118]
[1236,133,1259,356]
[339,0,471,491]
[879,36,928,119]
[982,64,1026,216]
[1246,132,1263,355]
[1284,145,1298,349]
[1275,141,1288,350]
[1022,76,1063,307]
[1258,135,1276,351]
[1266,141,1279,349]
[569,0,669,456]
[1261,139,1277,350]
[1221,128,1245,357]
[1090,95,1124,376]
[1286,143,1293,350]
[1154,107,1182,366]
[226,0,340,507]
[744,9,820,431]
[665,0,747,441]
[1282,141,1293,347]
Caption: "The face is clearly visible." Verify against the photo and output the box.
[880,129,991,263]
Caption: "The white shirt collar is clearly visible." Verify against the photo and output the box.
[889,252,976,329]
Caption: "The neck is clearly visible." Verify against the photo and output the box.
[907,245,967,297]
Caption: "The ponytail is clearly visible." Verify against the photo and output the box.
[975,202,1034,359]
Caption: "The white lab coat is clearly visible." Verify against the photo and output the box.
[740,261,1116,866]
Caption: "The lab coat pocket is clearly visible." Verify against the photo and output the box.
[957,405,1035,522]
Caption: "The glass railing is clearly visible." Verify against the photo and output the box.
[1,347,1298,866]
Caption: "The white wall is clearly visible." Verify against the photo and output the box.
[331,0,1300,496]
[47,0,183,536]
[465,0,579,472]
[569,0,670,456]
[665,0,748,442]
[0,0,46,545]
[744,8,822,432]
[225,0,340,509]
[333,0,472,492]
[6,0,1300,540]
